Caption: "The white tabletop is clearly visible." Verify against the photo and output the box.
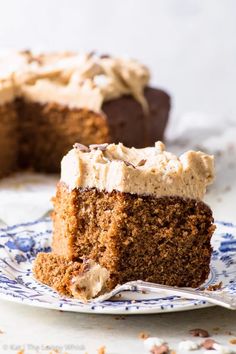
[0,121,235,354]
[0,301,236,353]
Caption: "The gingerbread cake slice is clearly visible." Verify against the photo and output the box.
[34,141,215,299]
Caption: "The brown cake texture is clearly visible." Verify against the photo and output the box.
[33,142,215,299]
[0,102,19,178]
[16,100,109,172]
[51,183,215,289]
[0,51,170,176]
[33,252,84,297]
[33,253,109,300]
[15,88,169,172]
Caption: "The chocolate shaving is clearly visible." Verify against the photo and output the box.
[137,159,147,167]
[20,49,31,55]
[201,338,216,349]
[189,328,210,338]
[100,54,110,59]
[89,143,108,151]
[150,344,170,354]
[29,56,43,65]
[82,258,92,272]
[123,160,136,168]
[88,50,96,58]
[73,143,90,152]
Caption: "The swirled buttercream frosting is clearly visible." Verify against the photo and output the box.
[61,141,214,199]
[0,51,150,111]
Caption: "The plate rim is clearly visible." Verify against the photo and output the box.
[0,218,235,315]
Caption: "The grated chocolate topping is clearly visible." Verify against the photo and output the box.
[73,143,90,152]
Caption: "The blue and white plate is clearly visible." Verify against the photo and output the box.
[0,218,235,314]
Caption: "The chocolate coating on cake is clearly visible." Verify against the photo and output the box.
[103,87,170,147]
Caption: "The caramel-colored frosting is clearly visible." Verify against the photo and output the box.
[0,50,150,111]
[0,51,28,104]
[61,141,214,200]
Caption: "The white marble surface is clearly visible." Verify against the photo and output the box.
[0,301,236,354]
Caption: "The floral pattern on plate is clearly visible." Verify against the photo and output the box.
[0,218,235,314]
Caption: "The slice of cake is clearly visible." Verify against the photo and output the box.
[33,253,110,301]
[0,50,170,176]
[33,141,215,298]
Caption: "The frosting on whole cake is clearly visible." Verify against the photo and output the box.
[0,51,150,111]
[61,141,214,200]
[0,51,29,104]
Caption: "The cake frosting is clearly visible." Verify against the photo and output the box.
[0,51,150,111]
[0,51,29,104]
[70,259,110,300]
[61,141,214,200]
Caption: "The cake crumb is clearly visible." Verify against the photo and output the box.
[206,282,223,291]
[0,329,4,334]
[150,344,169,354]
[202,338,216,349]
[189,328,210,338]
[97,346,106,354]
[229,339,236,345]
[226,331,233,336]
[114,316,125,320]
[144,337,166,352]
[139,331,150,340]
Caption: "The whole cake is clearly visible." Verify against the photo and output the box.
[34,141,215,300]
[0,50,170,177]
